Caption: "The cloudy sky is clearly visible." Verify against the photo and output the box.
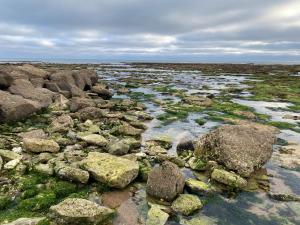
[0,0,300,63]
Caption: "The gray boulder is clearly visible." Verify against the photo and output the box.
[146,161,185,201]
[194,124,276,177]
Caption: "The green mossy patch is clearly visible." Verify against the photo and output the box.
[195,118,206,126]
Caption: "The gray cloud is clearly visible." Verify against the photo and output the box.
[0,0,300,62]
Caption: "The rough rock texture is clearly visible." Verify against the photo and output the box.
[79,134,108,146]
[211,169,247,188]
[3,217,46,225]
[23,138,60,153]
[183,95,213,107]
[146,161,185,201]
[171,194,202,216]
[146,204,169,225]
[91,84,113,100]
[194,124,276,177]
[0,90,39,122]
[50,115,74,133]
[8,79,54,108]
[49,198,115,225]
[185,178,215,195]
[57,166,89,184]
[82,152,139,188]
[73,107,106,121]
[69,97,96,112]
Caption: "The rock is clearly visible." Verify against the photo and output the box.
[57,166,89,184]
[188,157,207,171]
[156,154,185,167]
[123,138,141,151]
[91,84,113,100]
[283,114,300,120]
[52,94,69,110]
[145,145,168,156]
[183,95,212,107]
[268,193,300,202]
[278,144,300,171]
[8,79,54,108]
[211,169,247,188]
[74,107,106,121]
[69,97,96,112]
[185,178,215,195]
[233,110,256,119]
[194,124,276,177]
[19,129,48,139]
[3,217,46,225]
[0,90,40,122]
[171,194,202,216]
[82,152,139,188]
[50,115,74,133]
[34,163,54,176]
[17,64,49,79]
[180,216,217,225]
[49,198,115,225]
[0,149,22,161]
[111,124,143,137]
[0,156,2,170]
[4,158,20,170]
[108,140,130,156]
[23,138,60,153]
[146,161,185,201]
[79,134,108,146]
[177,139,194,153]
[146,204,169,225]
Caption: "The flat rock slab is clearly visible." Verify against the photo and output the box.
[49,198,115,225]
[82,152,139,188]
[23,138,60,153]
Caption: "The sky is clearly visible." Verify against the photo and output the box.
[0,0,300,63]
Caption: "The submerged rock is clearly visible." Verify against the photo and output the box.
[268,193,300,202]
[211,169,247,188]
[23,138,60,153]
[146,161,185,201]
[146,204,169,225]
[171,194,202,216]
[49,198,115,225]
[194,124,276,177]
[82,152,139,188]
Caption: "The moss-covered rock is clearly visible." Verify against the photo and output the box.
[211,169,247,188]
[171,194,202,216]
[81,152,139,188]
[146,204,169,225]
[49,198,115,225]
[185,178,215,195]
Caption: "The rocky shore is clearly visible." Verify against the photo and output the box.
[0,63,299,225]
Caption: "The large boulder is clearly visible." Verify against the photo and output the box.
[69,97,96,112]
[194,124,276,177]
[0,90,40,122]
[49,198,115,225]
[81,152,139,188]
[8,79,54,108]
[91,84,113,100]
[146,161,185,201]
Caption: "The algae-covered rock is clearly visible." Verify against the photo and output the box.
[23,138,60,153]
[146,161,185,201]
[111,123,143,136]
[211,169,247,188]
[79,134,108,146]
[171,194,202,216]
[49,198,115,225]
[34,163,54,176]
[181,216,218,225]
[4,158,20,170]
[185,178,215,195]
[57,165,89,184]
[82,152,139,188]
[146,204,169,225]
[107,139,130,155]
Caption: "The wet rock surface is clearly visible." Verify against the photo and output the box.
[0,63,299,225]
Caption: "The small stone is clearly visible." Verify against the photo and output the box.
[49,198,115,225]
[50,115,74,133]
[108,140,130,156]
[4,159,21,170]
[185,178,215,195]
[0,149,22,161]
[3,217,46,225]
[23,138,60,153]
[146,204,169,225]
[12,147,23,154]
[171,194,202,216]
[268,193,300,202]
[57,166,89,184]
[211,169,247,188]
[34,163,54,176]
[79,134,108,146]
